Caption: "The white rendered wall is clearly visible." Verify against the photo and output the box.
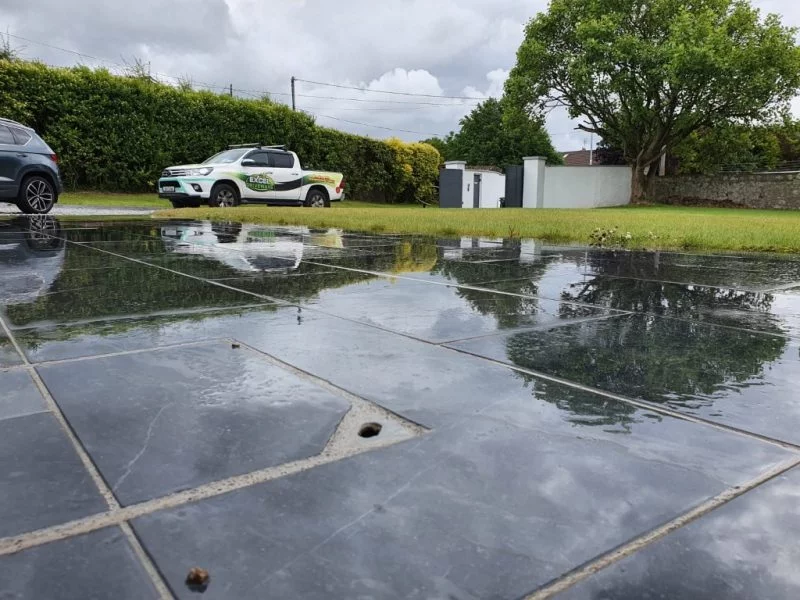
[542,166,631,208]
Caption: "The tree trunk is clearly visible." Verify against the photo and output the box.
[630,164,648,204]
[630,162,657,204]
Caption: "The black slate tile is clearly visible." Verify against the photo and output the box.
[479,269,800,338]
[0,527,159,599]
[38,341,351,505]
[3,249,269,328]
[209,268,376,302]
[13,305,315,363]
[0,369,47,421]
[295,277,613,343]
[0,334,23,367]
[559,466,800,600]
[449,314,800,445]
[0,412,106,537]
[132,390,790,600]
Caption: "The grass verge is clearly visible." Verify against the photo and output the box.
[153,203,800,253]
[60,192,164,208]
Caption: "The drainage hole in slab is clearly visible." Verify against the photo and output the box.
[359,423,383,439]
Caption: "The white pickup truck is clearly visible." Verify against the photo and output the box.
[158,144,345,209]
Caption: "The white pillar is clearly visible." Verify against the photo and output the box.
[444,161,466,170]
[523,157,546,209]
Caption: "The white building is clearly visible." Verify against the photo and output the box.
[440,157,632,209]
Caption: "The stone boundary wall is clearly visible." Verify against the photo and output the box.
[655,172,800,210]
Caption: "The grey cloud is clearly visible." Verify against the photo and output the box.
[1,0,797,144]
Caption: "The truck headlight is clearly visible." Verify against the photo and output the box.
[189,167,214,176]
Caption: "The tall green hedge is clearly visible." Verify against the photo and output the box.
[0,60,440,203]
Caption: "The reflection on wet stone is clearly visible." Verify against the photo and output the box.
[5,215,800,599]
[451,314,800,444]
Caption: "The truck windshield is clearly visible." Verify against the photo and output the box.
[203,149,249,164]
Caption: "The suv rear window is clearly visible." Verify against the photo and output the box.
[0,126,15,145]
[11,127,32,145]
[270,152,294,169]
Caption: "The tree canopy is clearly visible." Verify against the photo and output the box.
[672,116,800,173]
[505,0,800,201]
[424,98,560,167]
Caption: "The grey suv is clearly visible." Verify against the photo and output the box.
[0,118,62,214]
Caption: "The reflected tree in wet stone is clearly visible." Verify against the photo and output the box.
[503,315,786,410]
[516,373,642,433]
[561,251,784,334]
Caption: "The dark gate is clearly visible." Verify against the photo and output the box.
[439,169,464,209]
[504,165,524,208]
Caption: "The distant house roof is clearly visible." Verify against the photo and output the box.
[561,149,597,166]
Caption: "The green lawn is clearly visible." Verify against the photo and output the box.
[154,203,800,253]
[58,193,800,253]
[60,192,165,208]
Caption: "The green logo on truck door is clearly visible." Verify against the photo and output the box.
[236,172,275,192]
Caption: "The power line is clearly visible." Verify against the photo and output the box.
[4,32,459,137]
[4,33,477,107]
[295,78,490,101]
[2,32,227,91]
[300,105,439,112]
[308,112,445,137]
[296,93,480,106]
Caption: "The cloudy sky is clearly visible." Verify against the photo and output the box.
[1,0,798,150]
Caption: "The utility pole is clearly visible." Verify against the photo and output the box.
[229,83,233,97]
[291,76,296,111]
[589,133,594,166]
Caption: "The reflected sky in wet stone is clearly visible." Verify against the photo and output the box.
[561,466,800,600]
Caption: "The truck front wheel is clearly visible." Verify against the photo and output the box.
[304,188,330,208]
[210,183,240,208]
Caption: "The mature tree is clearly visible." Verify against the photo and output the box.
[593,139,627,165]
[672,122,782,173]
[426,98,561,167]
[505,0,800,202]
[420,134,455,162]
[672,115,800,173]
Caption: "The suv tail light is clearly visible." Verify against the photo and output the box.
[49,154,59,163]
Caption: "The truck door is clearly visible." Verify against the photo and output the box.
[239,150,274,202]
[266,151,302,201]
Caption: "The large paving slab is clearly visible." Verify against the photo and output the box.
[0,411,107,537]
[37,341,352,506]
[0,527,160,599]
[132,382,791,599]
[292,276,613,343]
[0,369,47,422]
[449,314,800,445]
[475,266,800,338]
[11,304,322,363]
[561,465,800,600]
[0,334,24,367]
[2,248,271,329]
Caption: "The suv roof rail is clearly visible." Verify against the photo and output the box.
[227,143,287,150]
[0,117,31,129]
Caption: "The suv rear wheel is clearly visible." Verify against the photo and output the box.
[17,175,56,214]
